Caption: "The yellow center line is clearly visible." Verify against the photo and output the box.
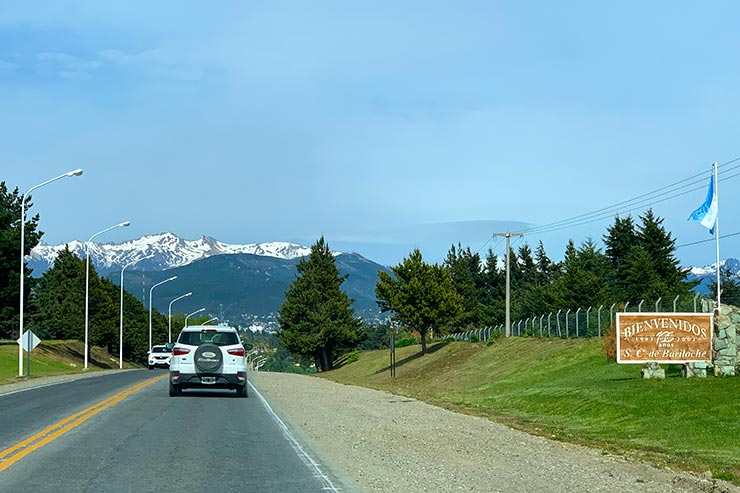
[0,374,166,473]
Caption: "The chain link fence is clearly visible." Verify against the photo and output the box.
[451,294,714,342]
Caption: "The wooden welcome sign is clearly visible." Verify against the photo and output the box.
[616,313,713,364]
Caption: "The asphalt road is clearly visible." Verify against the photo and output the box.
[0,370,344,492]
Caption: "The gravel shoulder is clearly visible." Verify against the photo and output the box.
[250,371,738,493]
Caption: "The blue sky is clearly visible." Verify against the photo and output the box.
[2,1,739,267]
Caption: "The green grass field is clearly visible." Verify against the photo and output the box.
[0,340,135,386]
[321,337,740,483]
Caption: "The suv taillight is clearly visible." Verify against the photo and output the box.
[227,348,245,357]
[173,347,191,356]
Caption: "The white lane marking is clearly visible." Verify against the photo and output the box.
[249,381,340,492]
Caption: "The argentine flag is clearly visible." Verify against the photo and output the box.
[688,176,718,234]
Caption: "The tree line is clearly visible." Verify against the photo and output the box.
[0,182,180,363]
[278,209,738,368]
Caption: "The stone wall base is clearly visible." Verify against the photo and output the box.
[682,362,707,378]
[641,362,665,379]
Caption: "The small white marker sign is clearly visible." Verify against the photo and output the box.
[17,330,41,352]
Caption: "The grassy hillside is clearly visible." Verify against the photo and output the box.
[0,340,138,386]
[321,338,740,482]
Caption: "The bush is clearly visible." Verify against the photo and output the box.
[486,332,502,346]
[395,336,418,348]
[602,322,617,361]
[346,352,359,365]
[470,335,480,343]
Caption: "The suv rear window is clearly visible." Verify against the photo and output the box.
[178,331,240,346]
[151,347,170,353]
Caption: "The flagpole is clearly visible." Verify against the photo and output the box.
[713,162,720,313]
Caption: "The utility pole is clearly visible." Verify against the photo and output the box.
[494,232,522,337]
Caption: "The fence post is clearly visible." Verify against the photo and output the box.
[565,309,571,338]
[517,320,522,336]
[548,312,552,337]
[586,306,592,336]
[556,309,562,337]
[655,297,661,312]
[673,295,680,312]
[694,292,700,312]
[638,299,644,313]
[575,307,581,337]
[624,301,630,312]
[609,302,616,329]
[597,305,603,337]
[539,314,544,337]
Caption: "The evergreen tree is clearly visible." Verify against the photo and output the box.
[27,247,85,340]
[444,243,483,327]
[376,248,463,354]
[0,182,43,338]
[637,209,690,293]
[554,238,609,309]
[517,244,537,289]
[534,240,554,286]
[603,215,637,299]
[708,266,740,308]
[278,237,358,371]
[479,248,505,326]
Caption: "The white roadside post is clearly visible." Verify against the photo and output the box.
[120,254,154,369]
[18,168,83,377]
[149,276,177,352]
[85,221,130,370]
[168,292,193,343]
[184,308,206,327]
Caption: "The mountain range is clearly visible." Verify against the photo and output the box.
[28,232,313,276]
[28,233,389,329]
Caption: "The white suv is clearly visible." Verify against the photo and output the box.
[168,326,252,397]
[148,344,172,369]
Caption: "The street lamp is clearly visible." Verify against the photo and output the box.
[84,220,130,370]
[149,276,177,351]
[184,308,206,327]
[18,168,83,377]
[201,316,218,325]
[168,292,192,343]
[120,254,154,369]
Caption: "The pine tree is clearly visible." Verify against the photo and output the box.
[708,266,740,308]
[444,243,483,327]
[603,215,637,299]
[0,182,43,338]
[554,238,609,309]
[376,248,463,354]
[637,209,690,295]
[278,237,358,371]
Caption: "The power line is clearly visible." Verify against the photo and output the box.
[518,156,740,237]
[677,230,740,249]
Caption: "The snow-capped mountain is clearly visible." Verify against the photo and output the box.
[688,258,740,277]
[28,233,314,276]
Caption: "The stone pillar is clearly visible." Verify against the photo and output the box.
[713,306,738,377]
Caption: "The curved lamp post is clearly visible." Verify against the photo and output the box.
[149,276,177,351]
[168,292,192,343]
[85,220,130,370]
[120,253,154,369]
[18,168,83,376]
[201,316,218,325]
[184,308,206,327]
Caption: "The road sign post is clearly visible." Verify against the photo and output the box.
[17,330,41,376]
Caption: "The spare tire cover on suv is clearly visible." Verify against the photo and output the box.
[194,343,223,373]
